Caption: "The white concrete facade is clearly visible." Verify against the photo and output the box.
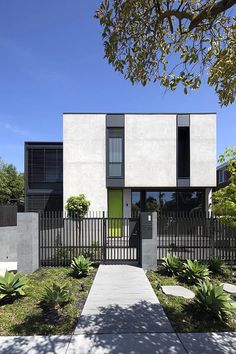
[63,113,216,215]
[125,114,177,187]
[190,114,216,187]
[63,114,107,211]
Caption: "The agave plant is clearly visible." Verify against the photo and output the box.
[162,253,183,276]
[42,283,71,309]
[208,256,225,274]
[183,260,210,284]
[0,271,28,301]
[71,255,92,277]
[195,281,236,320]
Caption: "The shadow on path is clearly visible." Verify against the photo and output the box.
[75,300,173,335]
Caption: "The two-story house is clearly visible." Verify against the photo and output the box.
[25,113,216,217]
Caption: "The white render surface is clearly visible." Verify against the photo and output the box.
[123,188,131,218]
[205,188,213,216]
[125,114,177,187]
[190,114,216,187]
[63,114,107,211]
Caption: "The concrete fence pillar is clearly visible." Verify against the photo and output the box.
[140,212,157,270]
[17,213,39,274]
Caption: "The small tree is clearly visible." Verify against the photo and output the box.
[0,157,24,207]
[65,194,90,218]
[212,147,236,228]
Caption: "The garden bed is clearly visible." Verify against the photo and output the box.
[147,265,236,333]
[0,266,97,335]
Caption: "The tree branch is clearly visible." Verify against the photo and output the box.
[189,0,236,30]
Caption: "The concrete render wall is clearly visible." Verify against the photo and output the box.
[62,113,216,215]
[63,114,107,211]
[190,114,216,187]
[0,213,39,274]
[123,189,131,218]
[125,114,177,187]
[0,226,18,262]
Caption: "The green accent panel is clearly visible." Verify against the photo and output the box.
[108,190,123,236]
[108,190,123,217]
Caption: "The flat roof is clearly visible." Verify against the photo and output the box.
[25,141,63,145]
[63,112,216,115]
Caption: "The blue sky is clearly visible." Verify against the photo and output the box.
[0,1,235,172]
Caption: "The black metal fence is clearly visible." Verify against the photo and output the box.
[156,213,236,263]
[0,205,17,227]
[39,212,140,266]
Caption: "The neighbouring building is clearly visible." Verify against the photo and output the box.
[216,162,230,189]
[25,113,216,216]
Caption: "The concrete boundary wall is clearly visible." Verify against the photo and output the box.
[141,212,158,270]
[0,213,39,274]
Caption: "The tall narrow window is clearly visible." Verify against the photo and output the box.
[178,127,190,178]
[108,129,123,177]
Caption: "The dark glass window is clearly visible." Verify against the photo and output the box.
[178,127,190,178]
[132,189,204,215]
[108,129,123,178]
[131,191,141,216]
[145,191,176,212]
[146,192,160,212]
[159,192,176,212]
[178,191,204,213]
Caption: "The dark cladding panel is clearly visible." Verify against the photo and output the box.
[106,114,124,127]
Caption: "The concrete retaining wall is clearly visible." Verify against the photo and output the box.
[0,226,18,262]
[0,213,39,274]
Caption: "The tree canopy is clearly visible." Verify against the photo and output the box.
[212,146,236,228]
[0,158,24,206]
[96,0,236,106]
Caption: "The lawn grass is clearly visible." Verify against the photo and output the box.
[0,266,97,335]
[147,265,236,333]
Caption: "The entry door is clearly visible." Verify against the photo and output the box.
[108,190,123,236]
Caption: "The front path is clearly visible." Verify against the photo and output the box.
[68,264,185,353]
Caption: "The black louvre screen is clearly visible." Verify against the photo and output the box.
[28,148,63,188]
[27,194,63,211]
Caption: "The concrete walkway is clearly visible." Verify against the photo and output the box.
[74,264,173,335]
[0,265,236,353]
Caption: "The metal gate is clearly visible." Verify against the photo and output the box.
[39,212,140,266]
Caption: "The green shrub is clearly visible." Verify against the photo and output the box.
[65,194,90,218]
[183,260,210,284]
[208,256,225,274]
[54,246,72,264]
[162,253,183,275]
[195,281,235,320]
[0,271,28,301]
[81,242,101,261]
[41,283,71,309]
[71,255,93,277]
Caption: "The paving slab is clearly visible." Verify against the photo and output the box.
[178,332,236,354]
[162,285,195,299]
[74,264,173,335]
[222,283,236,294]
[0,335,71,354]
[67,333,186,354]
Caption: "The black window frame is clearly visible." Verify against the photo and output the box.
[107,128,124,179]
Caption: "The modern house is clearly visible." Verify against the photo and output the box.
[25,113,216,217]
